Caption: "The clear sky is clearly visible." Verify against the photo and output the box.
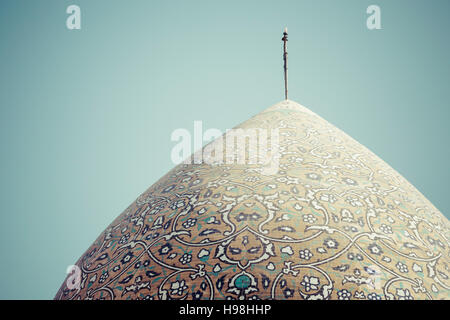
[0,0,449,299]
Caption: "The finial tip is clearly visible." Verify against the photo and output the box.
[284,27,288,33]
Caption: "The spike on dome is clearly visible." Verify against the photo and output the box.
[55,99,450,300]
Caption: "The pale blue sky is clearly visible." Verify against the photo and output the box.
[0,0,449,299]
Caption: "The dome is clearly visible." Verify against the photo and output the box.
[55,100,449,300]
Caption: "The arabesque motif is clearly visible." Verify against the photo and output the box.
[55,100,449,300]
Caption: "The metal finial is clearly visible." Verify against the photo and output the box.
[282,27,288,100]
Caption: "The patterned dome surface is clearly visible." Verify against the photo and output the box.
[56,100,449,300]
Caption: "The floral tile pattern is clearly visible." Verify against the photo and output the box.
[55,100,449,300]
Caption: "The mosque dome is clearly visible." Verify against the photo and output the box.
[55,99,449,300]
